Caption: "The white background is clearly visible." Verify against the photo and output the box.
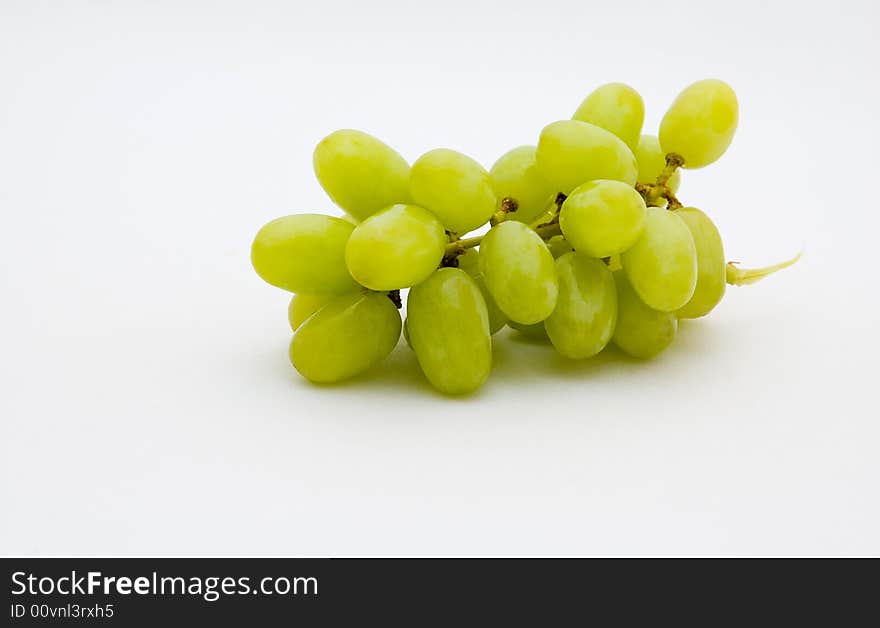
[1,0,878,556]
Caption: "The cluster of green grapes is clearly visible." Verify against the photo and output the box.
[252,79,798,395]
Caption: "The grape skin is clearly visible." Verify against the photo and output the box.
[621,207,697,312]
[251,214,359,295]
[489,146,557,225]
[612,271,677,359]
[560,179,647,258]
[479,221,559,325]
[313,130,411,221]
[536,120,638,195]
[288,294,334,331]
[572,82,644,152]
[545,253,617,359]
[407,268,492,395]
[344,204,447,291]
[675,207,727,319]
[457,249,508,334]
[508,320,549,340]
[290,291,401,383]
[410,148,497,235]
[659,79,738,169]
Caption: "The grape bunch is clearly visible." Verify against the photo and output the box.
[252,79,798,395]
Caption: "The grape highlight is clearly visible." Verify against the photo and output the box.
[252,79,799,394]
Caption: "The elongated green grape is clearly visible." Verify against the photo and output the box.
[659,79,738,169]
[634,134,681,193]
[479,221,558,324]
[536,120,638,194]
[409,149,496,235]
[572,83,644,151]
[612,271,677,359]
[288,294,333,330]
[252,214,359,294]
[407,268,491,395]
[559,179,647,258]
[489,146,556,225]
[621,207,697,311]
[508,320,549,340]
[545,253,617,359]
[457,249,507,334]
[313,130,410,221]
[344,204,446,290]
[290,291,401,383]
[675,207,726,318]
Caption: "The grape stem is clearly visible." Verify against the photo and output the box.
[442,217,563,257]
[726,252,802,286]
[636,153,684,208]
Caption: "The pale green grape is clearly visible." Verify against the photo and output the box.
[572,82,644,151]
[313,129,410,221]
[251,214,359,294]
[288,294,333,331]
[403,318,412,349]
[479,221,558,324]
[634,134,681,192]
[457,249,507,334]
[675,207,726,318]
[612,271,677,359]
[545,235,573,259]
[545,253,617,359]
[290,291,401,383]
[344,204,446,290]
[508,320,549,340]
[659,79,738,169]
[409,148,496,235]
[536,120,638,194]
[559,179,647,258]
[489,146,557,225]
[407,268,491,395]
[621,207,697,312]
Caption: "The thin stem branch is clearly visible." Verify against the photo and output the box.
[726,252,802,286]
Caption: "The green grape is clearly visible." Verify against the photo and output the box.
[659,79,738,169]
[508,320,549,340]
[288,294,333,331]
[407,268,492,395]
[612,271,677,359]
[489,146,557,225]
[545,235,574,259]
[536,120,638,194]
[409,148,496,235]
[457,249,507,334]
[344,204,446,290]
[621,207,697,312]
[313,129,410,221]
[572,82,644,151]
[479,221,558,324]
[559,179,647,258]
[403,318,412,349]
[545,253,617,359]
[675,207,726,318]
[290,291,401,383]
[251,214,359,294]
[634,134,681,192]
